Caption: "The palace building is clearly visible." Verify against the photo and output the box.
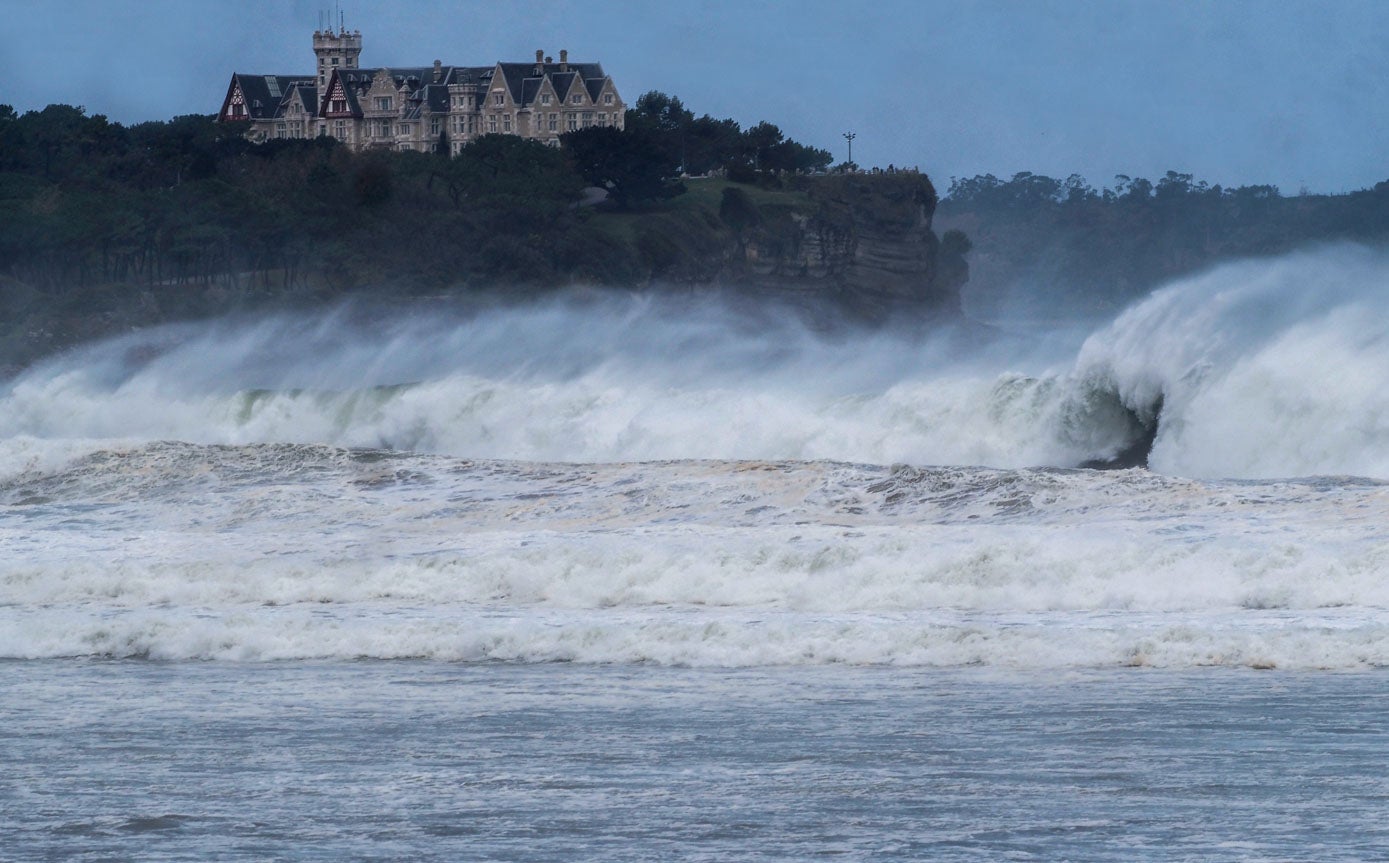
[217,26,625,153]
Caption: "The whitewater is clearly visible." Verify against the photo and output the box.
[7,246,1389,861]
[4,246,1389,670]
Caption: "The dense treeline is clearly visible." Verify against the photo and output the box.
[622,92,833,176]
[0,93,833,295]
[0,97,862,369]
[937,170,1389,317]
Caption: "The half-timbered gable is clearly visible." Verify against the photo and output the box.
[219,78,249,123]
[218,27,625,153]
[318,69,365,144]
[220,74,315,142]
[320,72,359,118]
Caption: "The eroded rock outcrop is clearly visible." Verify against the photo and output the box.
[726,173,966,320]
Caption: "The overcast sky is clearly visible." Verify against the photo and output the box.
[3,0,1387,193]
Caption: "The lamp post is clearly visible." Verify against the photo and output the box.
[843,131,856,170]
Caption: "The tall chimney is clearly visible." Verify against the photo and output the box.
[559,49,568,72]
[433,59,442,82]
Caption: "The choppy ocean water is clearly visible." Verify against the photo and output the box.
[5,248,1389,859]
[6,663,1389,862]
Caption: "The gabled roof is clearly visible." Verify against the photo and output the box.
[226,74,314,120]
[225,53,619,124]
[320,71,364,117]
[421,83,452,114]
[548,71,579,102]
[441,66,491,86]
[496,63,532,103]
[490,61,610,108]
[289,82,317,113]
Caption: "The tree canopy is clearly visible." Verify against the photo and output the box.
[622,91,832,176]
[939,170,1389,315]
[561,125,683,208]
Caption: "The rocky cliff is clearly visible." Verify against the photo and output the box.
[725,173,965,320]
[0,174,970,375]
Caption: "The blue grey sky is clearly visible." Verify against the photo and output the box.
[2,0,1387,193]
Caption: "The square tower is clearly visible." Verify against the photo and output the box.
[313,27,362,104]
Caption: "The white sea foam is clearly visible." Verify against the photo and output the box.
[6,247,1389,477]
[5,248,1389,667]
[1070,245,1389,477]
[6,605,1389,669]
[2,443,1388,667]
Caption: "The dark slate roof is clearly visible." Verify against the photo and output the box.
[336,69,376,87]
[570,63,606,80]
[289,82,317,114]
[422,83,451,113]
[337,68,439,95]
[492,61,609,107]
[232,74,314,119]
[496,63,533,103]
[549,71,578,101]
[387,67,433,91]
[444,66,492,86]
[231,57,614,121]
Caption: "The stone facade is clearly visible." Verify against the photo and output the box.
[217,27,624,152]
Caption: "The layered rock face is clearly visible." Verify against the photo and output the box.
[732,174,964,319]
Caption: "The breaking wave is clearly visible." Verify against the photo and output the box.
[5,247,1389,479]
[2,442,1388,668]
[5,247,1389,669]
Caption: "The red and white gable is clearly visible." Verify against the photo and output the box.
[220,79,249,121]
[321,74,354,117]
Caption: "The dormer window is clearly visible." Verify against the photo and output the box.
[541,94,551,105]
[571,95,582,104]
[494,94,504,105]
[375,96,393,111]
[604,94,614,105]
